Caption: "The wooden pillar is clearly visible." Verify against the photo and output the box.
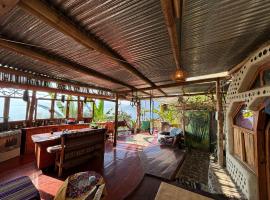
[92,101,95,121]
[113,94,119,147]
[28,91,36,127]
[181,110,186,144]
[25,100,30,121]
[77,96,83,121]
[50,93,56,120]
[3,97,10,131]
[136,100,141,133]
[34,98,37,122]
[216,80,224,166]
[66,100,70,119]
[149,97,152,134]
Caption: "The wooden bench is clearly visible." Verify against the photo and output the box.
[21,123,90,154]
[47,128,106,177]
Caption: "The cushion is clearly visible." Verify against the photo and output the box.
[170,128,183,137]
[47,145,62,153]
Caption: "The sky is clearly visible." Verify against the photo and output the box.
[99,99,160,120]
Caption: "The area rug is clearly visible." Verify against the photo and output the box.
[117,133,156,147]
[139,145,186,180]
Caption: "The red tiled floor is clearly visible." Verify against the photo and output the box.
[0,132,157,200]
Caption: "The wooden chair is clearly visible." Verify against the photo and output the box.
[47,129,106,177]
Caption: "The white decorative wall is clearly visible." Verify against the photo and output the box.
[226,42,270,200]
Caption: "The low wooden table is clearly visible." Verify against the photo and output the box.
[31,128,103,169]
[155,182,213,200]
[54,171,106,200]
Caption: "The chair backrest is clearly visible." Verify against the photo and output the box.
[60,128,106,162]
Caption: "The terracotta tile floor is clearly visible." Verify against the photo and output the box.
[0,132,156,200]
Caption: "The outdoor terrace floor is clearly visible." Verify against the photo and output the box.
[0,132,158,200]
[0,132,241,200]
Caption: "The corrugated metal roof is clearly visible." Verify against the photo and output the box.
[0,48,123,89]
[181,0,270,76]
[48,0,177,83]
[0,6,145,89]
[0,0,269,95]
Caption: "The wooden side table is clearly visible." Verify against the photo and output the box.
[54,171,106,200]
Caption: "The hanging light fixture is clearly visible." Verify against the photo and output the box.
[173,68,186,82]
[130,90,139,107]
[23,90,29,102]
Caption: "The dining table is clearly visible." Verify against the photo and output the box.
[31,128,99,169]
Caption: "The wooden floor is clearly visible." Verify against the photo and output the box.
[0,132,158,200]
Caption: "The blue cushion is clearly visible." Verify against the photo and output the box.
[170,128,182,137]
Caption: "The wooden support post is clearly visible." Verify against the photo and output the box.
[92,101,95,122]
[216,80,224,166]
[66,100,70,119]
[28,91,36,127]
[181,110,186,145]
[77,96,83,121]
[113,94,119,147]
[136,100,141,133]
[3,97,10,131]
[25,100,30,122]
[149,97,152,134]
[50,93,56,120]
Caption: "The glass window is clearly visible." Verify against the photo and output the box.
[263,69,270,86]
[68,96,78,119]
[234,105,254,130]
[9,98,27,121]
[54,101,67,118]
[83,102,93,118]
[36,99,51,119]
[0,97,4,122]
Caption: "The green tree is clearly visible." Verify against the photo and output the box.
[93,100,106,122]
[153,105,180,124]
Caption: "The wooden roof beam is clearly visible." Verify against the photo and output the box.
[140,92,214,99]
[18,0,167,96]
[119,77,220,94]
[0,37,136,90]
[0,81,113,100]
[0,65,113,93]
[0,0,19,17]
[161,0,181,70]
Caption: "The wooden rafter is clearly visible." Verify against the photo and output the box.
[120,77,220,94]
[0,38,135,89]
[0,0,19,17]
[140,92,216,99]
[0,81,114,100]
[18,0,167,96]
[161,0,181,70]
[0,66,112,93]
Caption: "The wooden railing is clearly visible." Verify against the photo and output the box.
[233,125,256,172]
